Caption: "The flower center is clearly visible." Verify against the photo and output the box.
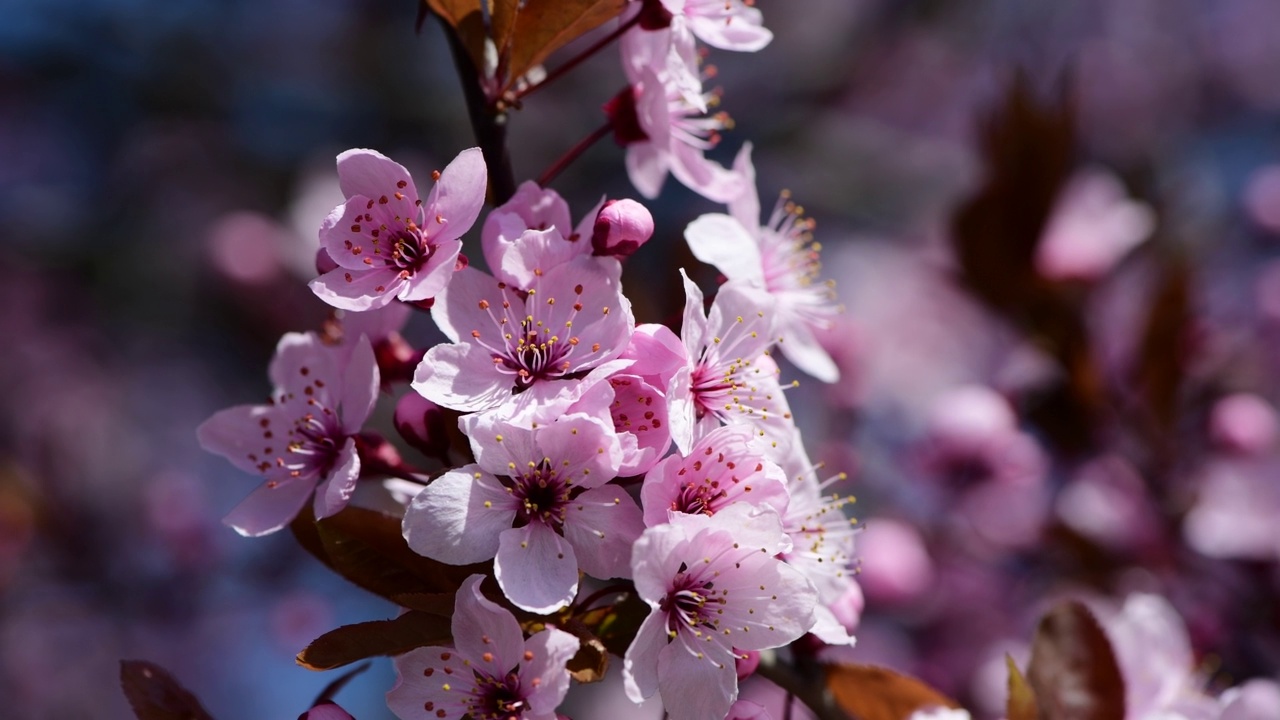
[389,225,434,278]
[660,566,727,637]
[510,459,573,531]
[467,670,526,720]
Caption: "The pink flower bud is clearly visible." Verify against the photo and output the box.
[299,702,355,720]
[1210,393,1278,456]
[735,649,760,680]
[394,393,452,460]
[591,199,654,258]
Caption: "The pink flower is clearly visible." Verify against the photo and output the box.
[480,181,603,292]
[609,65,743,202]
[640,424,790,527]
[402,413,642,613]
[412,257,635,418]
[685,144,840,382]
[197,332,379,536]
[310,148,487,311]
[1209,393,1278,456]
[1034,168,1154,282]
[669,271,795,459]
[660,0,772,53]
[623,503,817,720]
[387,575,580,720]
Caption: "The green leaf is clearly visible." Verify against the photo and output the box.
[504,0,626,91]
[297,611,453,671]
[1026,601,1126,720]
[120,660,216,720]
[826,664,961,720]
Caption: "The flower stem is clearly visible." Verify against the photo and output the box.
[441,18,517,205]
[754,650,849,720]
[538,121,613,188]
[573,583,633,615]
[514,13,642,104]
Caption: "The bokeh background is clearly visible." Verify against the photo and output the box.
[5,0,1280,717]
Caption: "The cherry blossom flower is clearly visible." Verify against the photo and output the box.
[640,424,789,527]
[310,147,487,311]
[412,257,635,419]
[387,575,580,720]
[1034,168,1154,283]
[685,145,840,382]
[480,181,603,292]
[778,447,859,646]
[623,503,817,720]
[668,271,795,458]
[197,332,378,536]
[402,413,642,613]
[609,65,743,202]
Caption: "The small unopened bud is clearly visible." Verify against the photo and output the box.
[299,702,355,720]
[734,649,760,680]
[591,199,654,258]
[394,393,452,461]
[315,248,339,275]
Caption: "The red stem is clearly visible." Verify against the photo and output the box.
[537,121,613,188]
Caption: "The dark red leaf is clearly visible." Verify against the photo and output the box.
[297,611,453,671]
[422,0,487,72]
[120,660,216,720]
[1026,601,1125,720]
[1133,259,1190,434]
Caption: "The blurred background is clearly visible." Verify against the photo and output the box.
[4,0,1280,717]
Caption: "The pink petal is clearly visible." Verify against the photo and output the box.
[223,477,314,537]
[679,269,707,358]
[727,143,760,228]
[669,139,744,204]
[339,334,380,433]
[300,702,356,720]
[412,343,514,413]
[319,195,406,272]
[495,523,579,613]
[519,627,582,714]
[777,321,839,384]
[430,264,499,343]
[388,647,471,720]
[336,148,420,205]
[197,404,279,475]
[402,468,516,564]
[656,634,739,720]
[623,610,670,703]
[309,266,403,311]
[685,212,764,284]
[452,575,526,672]
[461,416,541,478]
[268,332,338,393]
[423,147,488,246]
[687,8,772,52]
[534,414,621,488]
[313,437,360,519]
[561,485,645,580]
[626,142,669,200]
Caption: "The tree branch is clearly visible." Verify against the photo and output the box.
[754,650,850,720]
[441,19,517,205]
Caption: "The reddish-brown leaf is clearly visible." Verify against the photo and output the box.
[422,0,487,72]
[1026,601,1125,720]
[490,0,520,62]
[120,660,216,720]
[290,505,487,604]
[504,0,626,90]
[1007,654,1040,720]
[297,611,453,671]
[827,664,961,720]
[1133,259,1190,434]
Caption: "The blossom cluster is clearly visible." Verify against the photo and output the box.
[196,5,863,720]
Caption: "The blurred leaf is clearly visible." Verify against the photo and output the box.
[1026,601,1125,720]
[562,620,609,683]
[120,660,216,720]
[1007,654,1040,720]
[504,0,626,91]
[421,0,487,72]
[1133,259,1190,433]
[297,612,453,671]
[950,69,1101,452]
[826,664,960,720]
[390,592,455,616]
[310,662,370,706]
[290,505,487,604]
[490,0,520,61]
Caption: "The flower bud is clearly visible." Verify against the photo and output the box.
[299,702,355,720]
[591,199,654,258]
[394,393,452,461]
[734,649,760,680]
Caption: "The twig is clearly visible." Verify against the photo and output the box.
[754,650,849,720]
[538,121,612,187]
